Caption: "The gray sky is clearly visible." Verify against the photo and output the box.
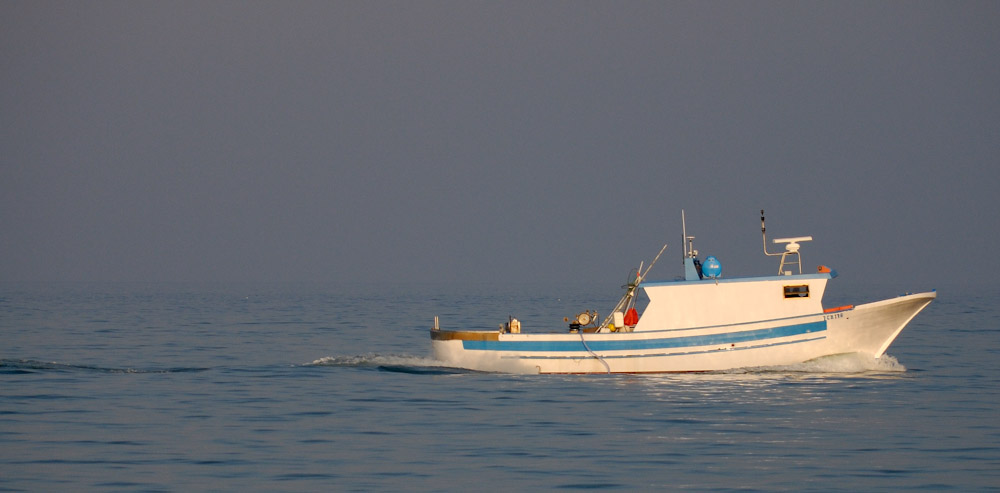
[2,1,998,288]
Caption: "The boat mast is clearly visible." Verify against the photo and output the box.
[598,243,667,331]
[682,209,689,259]
[682,210,701,280]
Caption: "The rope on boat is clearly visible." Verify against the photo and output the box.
[578,331,611,374]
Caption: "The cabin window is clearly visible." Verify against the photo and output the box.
[784,285,810,298]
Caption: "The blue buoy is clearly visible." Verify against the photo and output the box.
[702,256,722,278]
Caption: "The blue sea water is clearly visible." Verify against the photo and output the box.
[2,281,998,491]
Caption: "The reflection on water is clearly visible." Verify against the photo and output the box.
[2,282,997,491]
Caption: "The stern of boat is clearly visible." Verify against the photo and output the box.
[430,328,540,374]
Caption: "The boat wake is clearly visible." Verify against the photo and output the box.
[306,354,474,374]
[739,352,907,375]
[0,358,210,374]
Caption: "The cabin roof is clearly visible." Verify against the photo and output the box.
[641,272,832,288]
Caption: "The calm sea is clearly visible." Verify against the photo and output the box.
[2,281,998,491]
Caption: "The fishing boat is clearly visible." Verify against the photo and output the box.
[430,211,935,374]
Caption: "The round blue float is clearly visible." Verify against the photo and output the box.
[702,256,722,278]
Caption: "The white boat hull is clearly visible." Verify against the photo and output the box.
[430,292,936,374]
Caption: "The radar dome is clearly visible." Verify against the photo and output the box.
[702,256,722,278]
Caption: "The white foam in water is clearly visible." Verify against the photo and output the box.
[307,354,449,369]
[751,352,907,374]
[307,354,535,374]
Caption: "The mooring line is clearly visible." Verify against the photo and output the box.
[578,331,611,374]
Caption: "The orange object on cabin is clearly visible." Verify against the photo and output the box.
[823,305,854,313]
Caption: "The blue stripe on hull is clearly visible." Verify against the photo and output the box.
[462,320,827,352]
[517,335,828,361]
